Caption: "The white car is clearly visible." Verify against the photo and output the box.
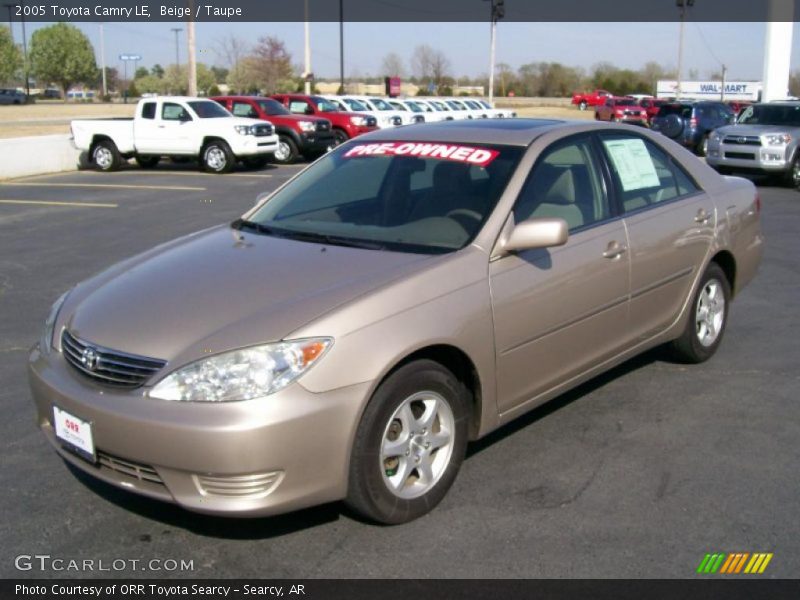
[442,98,478,119]
[475,99,516,118]
[339,95,407,128]
[384,98,427,123]
[401,98,449,122]
[415,98,458,121]
[70,97,278,173]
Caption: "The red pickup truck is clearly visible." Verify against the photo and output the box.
[571,89,612,111]
[270,94,378,145]
[212,96,335,164]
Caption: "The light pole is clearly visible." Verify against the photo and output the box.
[9,0,30,97]
[339,0,344,93]
[171,27,183,68]
[3,4,14,46]
[99,24,107,98]
[484,0,505,105]
[676,0,695,100]
[303,0,312,95]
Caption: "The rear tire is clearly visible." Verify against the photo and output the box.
[346,360,469,525]
[669,263,730,364]
[135,155,160,169]
[92,140,122,172]
[201,140,235,174]
[696,134,710,157]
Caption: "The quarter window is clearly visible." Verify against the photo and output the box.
[599,134,699,212]
[141,102,156,119]
[514,137,610,231]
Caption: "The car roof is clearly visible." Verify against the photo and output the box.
[360,118,573,146]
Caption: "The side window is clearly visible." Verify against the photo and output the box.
[513,137,610,231]
[288,100,310,114]
[600,135,699,212]
[162,103,190,121]
[232,102,258,118]
[141,102,156,119]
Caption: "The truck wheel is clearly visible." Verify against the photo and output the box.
[201,140,234,174]
[135,155,160,169]
[579,101,588,111]
[272,136,298,164]
[696,134,710,157]
[782,156,800,188]
[92,140,122,172]
[332,129,349,146]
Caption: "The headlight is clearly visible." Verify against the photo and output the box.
[148,338,333,402]
[234,124,256,135]
[709,131,721,142]
[41,291,69,355]
[298,120,315,133]
[763,133,791,146]
[350,116,367,126]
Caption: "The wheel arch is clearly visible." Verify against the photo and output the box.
[710,249,737,298]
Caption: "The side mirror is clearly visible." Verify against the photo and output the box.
[179,112,193,122]
[502,217,569,254]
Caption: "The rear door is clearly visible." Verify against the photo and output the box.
[597,132,715,343]
[490,134,631,414]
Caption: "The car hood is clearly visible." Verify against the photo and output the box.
[714,124,796,136]
[62,226,433,367]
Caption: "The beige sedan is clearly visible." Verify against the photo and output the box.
[29,120,763,524]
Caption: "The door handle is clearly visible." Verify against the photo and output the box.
[603,241,628,259]
[695,209,711,224]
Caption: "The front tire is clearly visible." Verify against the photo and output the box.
[346,360,469,525]
[92,140,122,172]
[670,263,730,363]
[201,140,235,174]
[579,101,588,111]
[782,155,800,189]
[696,133,710,157]
[332,129,349,146]
[272,135,299,164]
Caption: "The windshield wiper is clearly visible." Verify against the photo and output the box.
[231,218,279,236]
[275,229,387,250]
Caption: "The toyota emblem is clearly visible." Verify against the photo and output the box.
[81,347,100,371]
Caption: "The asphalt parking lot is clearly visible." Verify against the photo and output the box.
[1,161,798,579]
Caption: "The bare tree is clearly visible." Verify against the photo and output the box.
[250,36,295,94]
[215,34,249,72]
[380,52,406,77]
[411,44,451,90]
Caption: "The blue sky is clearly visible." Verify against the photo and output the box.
[7,21,800,82]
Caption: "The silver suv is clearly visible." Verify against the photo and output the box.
[706,101,800,187]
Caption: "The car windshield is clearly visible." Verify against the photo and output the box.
[738,104,800,126]
[614,99,637,106]
[431,101,449,111]
[369,98,394,111]
[241,142,523,254]
[343,98,369,111]
[404,101,424,113]
[478,100,492,109]
[446,101,464,110]
[187,101,230,118]
[657,104,693,118]
[311,97,340,112]
[255,99,291,116]
[464,101,481,109]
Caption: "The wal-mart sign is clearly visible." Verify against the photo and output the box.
[656,80,762,102]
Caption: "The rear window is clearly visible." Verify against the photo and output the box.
[739,104,800,126]
[141,102,156,119]
[657,104,693,119]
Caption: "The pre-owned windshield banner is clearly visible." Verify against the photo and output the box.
[343,142,500,166]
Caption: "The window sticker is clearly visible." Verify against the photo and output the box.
[602,138,660,191]
[343,142,499,167]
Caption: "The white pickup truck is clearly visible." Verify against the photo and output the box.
[71,97,279,173]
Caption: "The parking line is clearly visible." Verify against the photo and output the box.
[0,199,117,208]
[2,182,206,191]
[80,170,275,179]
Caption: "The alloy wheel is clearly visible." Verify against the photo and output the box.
[695,278,726,347]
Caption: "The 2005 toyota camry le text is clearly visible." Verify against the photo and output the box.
[28,119,763,524]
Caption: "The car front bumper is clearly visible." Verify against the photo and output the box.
[28,345,371,517]
[298,132,336,154]
[228,134,279,158]
[706,142,792,173]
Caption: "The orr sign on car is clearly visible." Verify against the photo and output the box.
[657,80,763,102]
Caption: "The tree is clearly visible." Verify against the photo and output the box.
[96,66,120,93]
[162,64,217,95]
[134,67,149,80]
[136,74,167,95]
[0,25,21,85]
[226,56,261,94]
[210,65,229,85]
[30,23,97,97]
[411,44,450,90]
[248,36,295,93]
[380,52,406,77]
[151,64,165,78]
[215,34,249,71]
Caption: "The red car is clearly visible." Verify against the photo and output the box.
[212,96,336,164]
[571,89,612,111]
[638,97,668,124]
[595,97,649,126]
[270,94,378,145]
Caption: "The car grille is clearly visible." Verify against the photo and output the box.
[724,151,756,160]
[254,124,274,137]
[194,471,284,499]
[315,121,330,132]
[61,330,167,389]
[723,136,761,146]
[97,450,164,485]
[623,110,641,116]
[365,116,377,127]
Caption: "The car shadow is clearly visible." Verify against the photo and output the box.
[76,156,288,175]
[67,347,667,535]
